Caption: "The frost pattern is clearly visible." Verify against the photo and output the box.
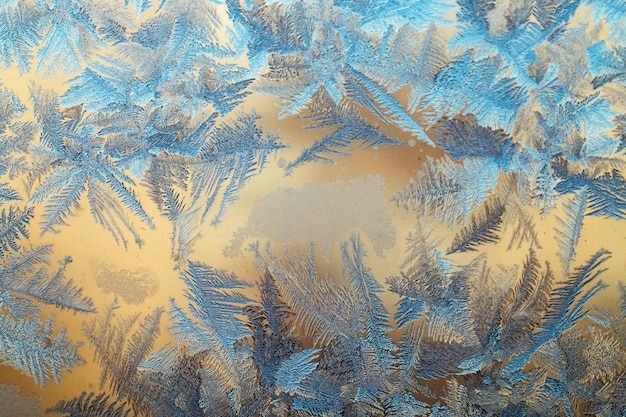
[0,0,624,415]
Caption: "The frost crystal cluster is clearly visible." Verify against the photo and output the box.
[0,0,625,416]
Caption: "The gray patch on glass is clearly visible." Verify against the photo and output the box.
[94,264,157,305]
[225,175,396,257]
[0,384,40,417]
